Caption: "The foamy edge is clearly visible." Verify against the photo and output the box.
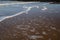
[0,5,39,22]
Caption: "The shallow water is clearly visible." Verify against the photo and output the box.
[0,2,60,40]
[0,2,60,22]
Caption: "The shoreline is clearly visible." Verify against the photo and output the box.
[0,2,60,40]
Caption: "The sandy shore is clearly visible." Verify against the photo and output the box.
[0,2,60,40]
[0,10,60,40]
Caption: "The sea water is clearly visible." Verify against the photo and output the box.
[0,2,60,22]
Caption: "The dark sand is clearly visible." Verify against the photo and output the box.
[0,3,60,40]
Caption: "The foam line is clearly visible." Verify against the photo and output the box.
[0,5,39,22]
[0,2,36,6]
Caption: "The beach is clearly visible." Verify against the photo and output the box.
[0,2,60,40]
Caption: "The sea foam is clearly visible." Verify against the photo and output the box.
[0,3,39,22]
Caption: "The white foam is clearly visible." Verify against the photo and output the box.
[0,5,39,22]
[41,6,48,11]
[0,2,35,6]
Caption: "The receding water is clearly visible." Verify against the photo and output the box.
[0,2,60,21]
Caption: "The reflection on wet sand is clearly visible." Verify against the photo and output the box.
[0,2,60,40]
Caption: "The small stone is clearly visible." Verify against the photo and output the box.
[50,26,56,30]
[35,32,40,34]
[30,28,35,32]
[42,31,46,35]
[28,23,31,24]
[48,38,51,40]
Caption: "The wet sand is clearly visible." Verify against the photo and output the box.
[0,2,60,40]
[0,11,60,40]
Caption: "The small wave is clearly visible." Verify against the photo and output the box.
[0,5,39,22]
[0,2,35,6]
